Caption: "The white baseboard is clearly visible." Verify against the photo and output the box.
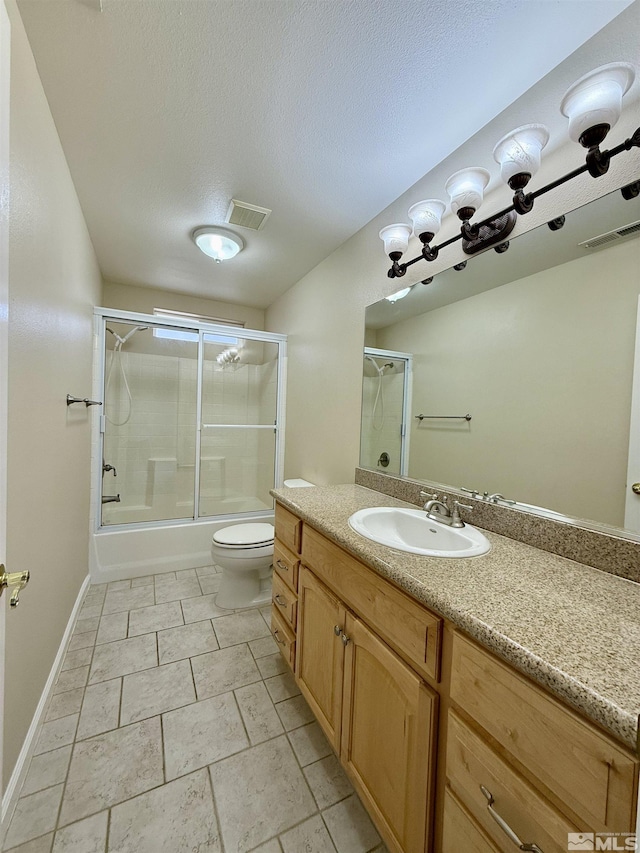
[0,574,91,839]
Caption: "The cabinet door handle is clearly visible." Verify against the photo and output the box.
[341,633,351,647]
[273,628,285,645]
[480,786,544,853]
[275,559,288,572]
[334,625,342,636]
[274,594,287,608]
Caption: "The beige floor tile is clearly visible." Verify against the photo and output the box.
[21,746,72,797]
[53,667,89,695]
[131,575,154,587]
[4,785,64,849]
[128,600,183,636]
[88,633,157,684]
[280,815,337,853]
[45,689,84,723]
[198,574,221,595]
[34,715,79,756]
[108,769,221,853]
[120,660,195,725]
[264,671,300,704]
[107,580,131,592]
[191,644,261,700]
[74,617,99,635]
[304,754,353,809]
[213,610,271,648]
[59,717,163,826]
[95,612,128,645]
[234,682,284,745]
[102,585,154,615]
[51,811,108,853]
[154,575,202,604]
[163,693,248,780]
[256,652,287,679]
[4,833,54,853]
[195,565,220,578]
[67,631,96,652]
[287,722,332,767]
[157,620,219,665]
[78,605,102,620]
[181,593,230,623]
[275,695,315,731]
[248,636,279,659]
[175,568,198,580]
[322,794,381,853]
[83,593,105,609]
[250,841,282,853]
[210,736,316,852]
[76,678,121,740]
[60,648,92,672]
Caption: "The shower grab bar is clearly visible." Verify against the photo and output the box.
[415,413,472,421]
[67,394,102,407]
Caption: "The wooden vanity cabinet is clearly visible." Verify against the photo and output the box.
[270,504,304,671]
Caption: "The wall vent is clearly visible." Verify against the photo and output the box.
[579,219,640,250]
[226,200,272,231]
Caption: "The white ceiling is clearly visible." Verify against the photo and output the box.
[16,0,635,309]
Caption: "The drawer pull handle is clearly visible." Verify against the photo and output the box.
[274,594,287,608]
[276,560,288,572]
[334,625,342,636]
[480,786,544,853]
[273,628,286,646]
[341,633,351,647]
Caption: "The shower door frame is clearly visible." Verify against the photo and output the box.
[362,347,413,477]
[92,307,287,532]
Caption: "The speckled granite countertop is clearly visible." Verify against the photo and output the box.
[271,484,640,752]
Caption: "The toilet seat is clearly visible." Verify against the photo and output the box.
[212,522,274,550]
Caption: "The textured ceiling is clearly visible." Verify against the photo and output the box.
[16,0,634,308]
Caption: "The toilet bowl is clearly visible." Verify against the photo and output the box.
[211,479,314,609]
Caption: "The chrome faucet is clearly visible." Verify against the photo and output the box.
[420,492,473,528]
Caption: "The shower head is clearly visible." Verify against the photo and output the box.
[384,362,394,370]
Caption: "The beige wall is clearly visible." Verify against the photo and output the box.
[4,0,102,787]
[378,240,639,527]
[102,280,265,331]
[266,6,640,487]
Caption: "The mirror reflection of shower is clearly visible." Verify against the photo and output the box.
[360,348,413,476]
[105,324,149,426]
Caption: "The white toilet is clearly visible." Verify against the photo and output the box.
[212,479,314,609]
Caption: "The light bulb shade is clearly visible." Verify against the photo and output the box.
[492,124,550,185]
[444,168,490,216]
[385,286,412,303]
[408,199,446,239]
[379,223,412,257]
[193,227,245,261]
[560,62,635,144]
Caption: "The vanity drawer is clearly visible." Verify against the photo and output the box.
[271,608,296,671]
[450,632,638,832]
[273,540,300,594]
[442,788,500,853]
[275,503,303,555]
[271,570,297,631]
[302,524,442,682]
[446,711,579,853]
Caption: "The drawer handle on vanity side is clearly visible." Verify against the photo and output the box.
[273,628,286,646]
[275,559,288,572]
[274,594,287,608]
[480,786,544,853]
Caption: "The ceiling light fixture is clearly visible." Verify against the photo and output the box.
[385,286,413,303]
[192,227,245,262]
[382,62,639,279]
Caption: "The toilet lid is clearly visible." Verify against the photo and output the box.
[213,523,275,547]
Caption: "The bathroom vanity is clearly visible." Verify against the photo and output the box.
[270,485,640,853]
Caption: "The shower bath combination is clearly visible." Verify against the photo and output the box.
[105,324,149,427]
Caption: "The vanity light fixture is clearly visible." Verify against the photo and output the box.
[382,62,639,279]
[192,227,245,262]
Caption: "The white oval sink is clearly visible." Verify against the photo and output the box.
[348,507,491,557]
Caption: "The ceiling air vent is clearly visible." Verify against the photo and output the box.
[579,219,640,251]
[226,200,272,231]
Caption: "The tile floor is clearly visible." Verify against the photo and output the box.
[3,567,390,853]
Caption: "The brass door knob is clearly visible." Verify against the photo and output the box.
[0,565,30,608]
[633,483,640,495]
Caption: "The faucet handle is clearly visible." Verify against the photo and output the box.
[419,490,437,500]
[451,500,473,528]
[453,501,473,512]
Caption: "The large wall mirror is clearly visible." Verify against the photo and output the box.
[362,184,640,538]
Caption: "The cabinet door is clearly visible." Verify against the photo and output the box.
[340,613,437,853]
[295,565,346,750]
